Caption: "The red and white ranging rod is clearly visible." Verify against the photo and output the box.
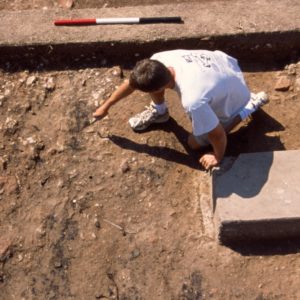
[54,16,183,26]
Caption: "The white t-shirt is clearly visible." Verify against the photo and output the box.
[151,50,250,136]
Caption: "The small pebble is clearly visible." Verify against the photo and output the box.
[26,76,37,86]
[131,249,140,259]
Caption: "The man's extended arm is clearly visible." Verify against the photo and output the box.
[93,79,135,118]
[199,123,227,169]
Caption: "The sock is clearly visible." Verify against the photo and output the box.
[152,101,167,115]
[239,100,256,120]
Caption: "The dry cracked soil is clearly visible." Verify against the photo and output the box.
[1,1,300,300]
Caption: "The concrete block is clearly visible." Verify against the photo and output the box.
[212,150,300,244]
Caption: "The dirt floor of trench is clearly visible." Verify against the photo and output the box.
[0,56,300,300]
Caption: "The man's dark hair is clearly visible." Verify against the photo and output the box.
[129,59,172,93]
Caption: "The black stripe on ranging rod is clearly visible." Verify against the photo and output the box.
[139,17,183,24]
[54,16,183,26]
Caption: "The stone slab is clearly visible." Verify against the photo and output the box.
[0,0,300,65]
[212,150,300,244]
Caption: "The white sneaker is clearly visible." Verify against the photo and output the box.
[249,91,269,110]
[128,104,170,131]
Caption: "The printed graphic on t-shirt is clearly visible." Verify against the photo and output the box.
[181,53,220,72]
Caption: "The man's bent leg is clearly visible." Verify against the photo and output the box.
[222,115,242,133]
[221,92,268,133]
[239,92,269,120]
[150,89,166,105]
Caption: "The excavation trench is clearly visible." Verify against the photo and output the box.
[0,24,300,300]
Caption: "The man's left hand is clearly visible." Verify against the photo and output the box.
[199,153,219,170]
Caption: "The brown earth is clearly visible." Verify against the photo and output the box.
[1,1,300,300]
[1,56,300,300]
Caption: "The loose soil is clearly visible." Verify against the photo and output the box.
[1,1,300,300]
[1,56,300,300]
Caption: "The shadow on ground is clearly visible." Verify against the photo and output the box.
[108,117,202,170]
[227,109,285,156]
[227,237,300,256]
[108,110,285,171]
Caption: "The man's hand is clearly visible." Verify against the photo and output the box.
[199,123,226,170]
[92,79,135,121]
[93,105,108,119]
[199,153,219,170]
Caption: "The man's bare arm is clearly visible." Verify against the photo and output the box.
[199,123,227,169]
[93,79,135,118]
